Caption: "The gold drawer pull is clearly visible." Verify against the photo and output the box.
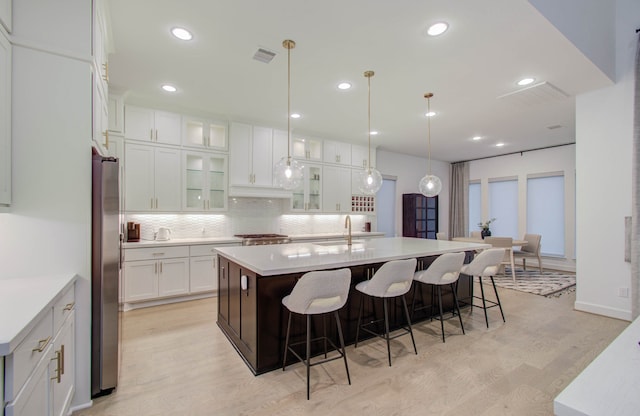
[33,336,51,353]
[63,302,75,312]
[51,350,62,383]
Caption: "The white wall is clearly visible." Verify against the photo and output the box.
[468,145,576,271]
[0,0,93,409]
[376,149,450,237]
[573,0,639,321]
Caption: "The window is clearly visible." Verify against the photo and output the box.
[527,174,564,256]
[489,179,518,239]
[468,181,481,236]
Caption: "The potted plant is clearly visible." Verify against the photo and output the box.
[478,218,496,239]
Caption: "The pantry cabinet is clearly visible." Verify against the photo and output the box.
[125,143,181,212]
[323,165,351,213]
[124,105,181,145]
[182,116,227,150]
[291,163,322,212]
[0,30,10,205]
[183,151,227,211]
[123,246,189,302]
[323,140,351,165]
[229,122,274,187]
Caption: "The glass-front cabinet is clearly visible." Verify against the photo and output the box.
[291,163,322,212]
[182,117,227,150]
[183,151,227,211]
[292,136,322,161]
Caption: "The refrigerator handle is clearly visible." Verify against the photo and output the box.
[119,231,124,269]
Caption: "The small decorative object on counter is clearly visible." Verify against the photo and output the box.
[127,222,140,242]
[478,218,496,239]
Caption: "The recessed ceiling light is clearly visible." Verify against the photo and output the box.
[337,82,352,90]
[472,136,482,141]
[370,131,378,135]
[171,27,193,41]
[161,84,177,92]
[427,22,449,36]
[425,111,436,117]
[291,113,301,119]
[517,77,535,86]
[495,142,505,147]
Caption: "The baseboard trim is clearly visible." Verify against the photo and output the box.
[121,292,216,311]
[574,301,632,321]
[69,400,93,414]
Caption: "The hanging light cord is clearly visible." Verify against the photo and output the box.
[425,93,433,176]
[365,71,374,174]
[284,40,295,165]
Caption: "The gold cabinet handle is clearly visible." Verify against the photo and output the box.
[150,128,153,141]
[50,350,61,383]
[60,344,65,375]
[63,302,75,312]
[102,130,109,149]
[102,62,109,83]
[159,261,163,273]
[33,336,51,352]
[155,129,158,141]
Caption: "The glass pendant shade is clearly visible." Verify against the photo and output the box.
[273,156,303,190]
[419,174,442,197]
[358,168,383,195]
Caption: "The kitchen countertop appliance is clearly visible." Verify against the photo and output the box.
[234,233,290,246]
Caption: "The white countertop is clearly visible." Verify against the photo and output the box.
[215,237,489,276]
[122,232,385,248]
[0,274,77,356]
[554,316,639,416]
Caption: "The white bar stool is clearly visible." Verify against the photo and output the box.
[459,248,506,328]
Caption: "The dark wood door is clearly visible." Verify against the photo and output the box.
[402,193,438,239]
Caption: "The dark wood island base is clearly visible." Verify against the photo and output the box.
[216,251,475,375]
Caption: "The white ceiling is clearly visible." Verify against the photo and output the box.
[106,0,612,163]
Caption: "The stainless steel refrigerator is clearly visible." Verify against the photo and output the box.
[91,151,121,397]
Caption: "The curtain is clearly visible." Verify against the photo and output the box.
[632,34,640,320]
[448,162,469,238]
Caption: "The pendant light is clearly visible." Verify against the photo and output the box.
[273,39,304,190]
[357,70,382,195]
[418,92,442,197]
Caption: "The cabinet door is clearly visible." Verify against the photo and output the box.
[291,164,322,211]
[351,144,373,168]
[108,94,124,133]
[207,154,227,210]
[124,105,154,141]
[190,256,217,293]
[124,260,158,302]
[218,256,230,324]
[5,345,52,416]
[229,122,252,186]
[239,269,257,354]
[323,166,351,212]
[0,31,10,205]
[323,140,351,165]
[124,143,155,211]
[153,110,181,145]
[183,117,226,150]
[51,313,75,416]
[251,126,273,187]
[158,258,189,297]
[184,152,206,210]
[154,147,181,211]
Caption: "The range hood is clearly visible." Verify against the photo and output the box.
[228,185,293,199]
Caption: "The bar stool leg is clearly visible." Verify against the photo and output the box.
[451,283,465,335]
[490,276,506,322]
[437,286,445,343]
[334,311,351,385]
[355,294,364,348]
[322,314,327,358]
[283,311,292,371]
[401,296,417,355]
[478,276,489,328]
[383,298,391,367]
[306,314,311,400]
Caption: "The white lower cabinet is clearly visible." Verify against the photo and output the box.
[190,255,217,293]
[4,283,76,416]
[124,246,189,302]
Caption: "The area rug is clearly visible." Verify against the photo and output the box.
[480,267,576,297]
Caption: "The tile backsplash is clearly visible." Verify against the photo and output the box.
[126,198,373,240]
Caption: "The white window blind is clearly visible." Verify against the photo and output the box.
[527,175,564,256]
[468,182,481,236]
[489,179,518,239]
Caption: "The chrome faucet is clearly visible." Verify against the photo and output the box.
[344,215,352,246]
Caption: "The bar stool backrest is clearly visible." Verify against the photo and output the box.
[284,268,351,315]
[365,258,417,298]
[460,248,505,277]
[413,252,465,285]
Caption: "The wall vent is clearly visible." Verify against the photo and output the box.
[253,48,276,63]
[497,81,569,106]
[547,124,563,130]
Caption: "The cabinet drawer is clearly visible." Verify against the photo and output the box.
[53,284,75,334]
[124,246,189,261]
[4,309,53,402]
[189,243,238,257]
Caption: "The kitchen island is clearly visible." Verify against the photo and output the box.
[215,237,489,374]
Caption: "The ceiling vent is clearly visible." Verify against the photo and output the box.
[497,81,569,106]
[253,48,276,63]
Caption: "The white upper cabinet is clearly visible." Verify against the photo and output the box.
[108,93,124,134]
[0,0,11,32]
[182,116,227,150]
[124,105,181,145]
[323,140,351,165]
[0,30,10,206]
[183,151,227,211]
[292,136,322,161]
[351,144,376,169]
[291,163,322,212]
[229,122,274,188]
[323,165,352,213]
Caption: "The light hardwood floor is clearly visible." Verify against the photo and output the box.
[76,284,628,416]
